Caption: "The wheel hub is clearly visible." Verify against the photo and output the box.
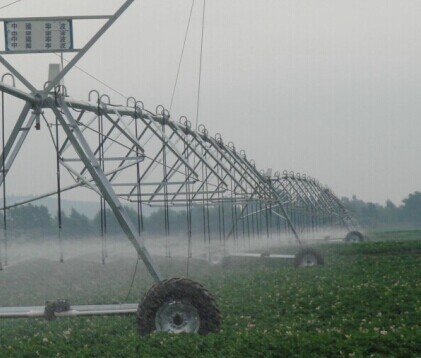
[349,234,360,242]
[300,254,317,267]
[210,253,223,265]
[155,301,200,333]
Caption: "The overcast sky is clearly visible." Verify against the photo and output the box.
[0,0,420,205]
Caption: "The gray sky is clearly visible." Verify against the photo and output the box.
[0,0,420,205]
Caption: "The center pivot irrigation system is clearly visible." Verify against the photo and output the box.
[0,1,364,335]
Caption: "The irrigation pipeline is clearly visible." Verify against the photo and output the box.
[0,80,360,269]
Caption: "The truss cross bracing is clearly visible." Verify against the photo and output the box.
[0,0,364,332]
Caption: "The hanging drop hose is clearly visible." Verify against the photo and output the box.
[241,202,245,241]
[246,202,251,245]
[184,136,193,277]
[100,110,108,260]
[55,115,64,263]
[245,180,251,245]
[265,204,270,239]
[201,151,207,244]
[52,86,64,263]
[161,118,171,259]
[200,134,210,253]
[205,160,211,260]
[124,256,140,302]
[134,105,143,235]
[1,90,6,269]
[124,104,146,301]
[216,154,222,242]
[97,101,106,265]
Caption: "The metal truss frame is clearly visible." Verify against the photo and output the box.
[0,0,362,324]
[0,77,312,284]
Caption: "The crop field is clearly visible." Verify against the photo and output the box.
[0,231,420,357]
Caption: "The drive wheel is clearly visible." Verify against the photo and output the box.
[294,248,324,268]
[345,231,365,243]
[137,278,221,335]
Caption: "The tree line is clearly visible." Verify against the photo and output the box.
[342,191,421,230]
[2,191,421,239]
[0,203,244,239]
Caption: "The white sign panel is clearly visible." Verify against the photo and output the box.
[4,19,73,52]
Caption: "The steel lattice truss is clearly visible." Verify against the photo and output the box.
[269,171,360,233]
[1,93,274,207]
[0,0,361,283]
[0,84,359,242]
[0,0,365,327]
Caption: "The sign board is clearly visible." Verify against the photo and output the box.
[4,19,73,53]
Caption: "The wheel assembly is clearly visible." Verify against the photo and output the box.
[294,248,324,268]
[345,230,365,243]
[209,251,226,266]
[137,278,221,335]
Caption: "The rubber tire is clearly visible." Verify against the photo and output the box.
[345,231,365,243]
[294,248,324,268]
[137,278,221,336]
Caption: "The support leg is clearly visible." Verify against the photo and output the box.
[50,99,162,283]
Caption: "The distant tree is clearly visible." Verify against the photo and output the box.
[61,208,95,237]
[401,192,421,223]
[384,199,399,224]
[92,205,140,235]
[7,204,54,238]
[5,190,421,242]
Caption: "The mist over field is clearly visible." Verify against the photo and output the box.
[0,230,420,356]
[1,229,344,267]
[0,0,420,356]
